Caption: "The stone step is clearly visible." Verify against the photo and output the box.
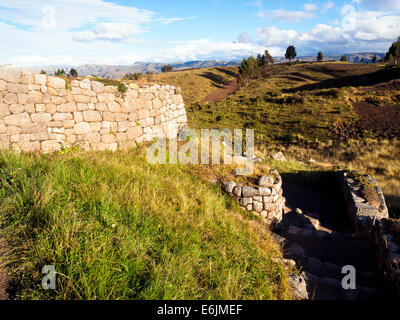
[303,271,387,300]
[302,256,383,289]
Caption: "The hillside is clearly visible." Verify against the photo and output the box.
[180,62,400,216]
[29,53,384,79]
[149,66,238,105]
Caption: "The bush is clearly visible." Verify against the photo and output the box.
[117,82,128,94]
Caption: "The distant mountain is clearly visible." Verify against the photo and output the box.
[30,53,385,79]
[31,60,241,79]
[273,52,386,63]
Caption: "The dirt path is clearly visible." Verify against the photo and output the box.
[0,239,9,300]
[201,79,239,103]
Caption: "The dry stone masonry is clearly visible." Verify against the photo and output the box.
[223,169,285,225]
[0,67,187,153]
[342,171,389,233]
[341,170,400,297]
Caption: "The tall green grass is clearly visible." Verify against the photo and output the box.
[0,147,290,300]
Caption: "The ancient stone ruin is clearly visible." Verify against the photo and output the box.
[0,67,187,153]
[223,169,285,225]
[341,170,400,297]
[342,171,389,232]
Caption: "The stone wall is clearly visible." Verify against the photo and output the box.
[223,169,285,225]
[0,67,187,153]
[341,171,389,234]
[341,170,400,297]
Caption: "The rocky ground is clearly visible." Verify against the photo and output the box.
[275,181,392,300]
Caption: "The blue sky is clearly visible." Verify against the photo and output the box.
[0,0,399,67]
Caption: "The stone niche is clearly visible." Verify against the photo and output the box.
[0,67,187,153]
[223,169,285,225]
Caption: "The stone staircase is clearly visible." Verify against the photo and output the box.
[273,208,392,300]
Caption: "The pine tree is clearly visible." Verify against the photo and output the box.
[341,55,347,62]
[264,50,274,64]
[285,45,297,62]
[70,68,78,77]
[317,51,323,62]
[385,36,400,65]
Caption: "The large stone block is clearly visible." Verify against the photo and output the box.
[83,110,102,122]
[73,95,91,103]
[31,112,52,123]
[171,94,184,105]
[91,81,104,94]
[51,96,67,105]
[4,113,32,126]
[103,112,115,121]
[57,102,77,113]
[17,93,28,104]
[74,122,91,134]
[107,101,121,112]
[0,79,7,91]
[126,126,142,140]
[4,93,18,104]
[10,104,24,114]
[98,93,115,103]
[79,78,91,90]
[27,91,43,104]
[0,104,11,117]
[137,109,150,119]
[101,133,115,144]
[47,76,65,89]
[34,74,47,85]
[0,68,22,83]
[41,140,61,153]
[20,141,40,152]
[7,83,28,94]
[242,186,258,198]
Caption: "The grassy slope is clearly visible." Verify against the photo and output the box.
[183,62,400,216]
[0,148,290,300]
[150,67,237,105]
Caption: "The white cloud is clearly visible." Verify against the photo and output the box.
[304,4,318,12]
[237,33,255,44]
[256,27,299,46]
[73,23,146,42]
[0,0,153,32]
[0,0,156,66]
[157,16,197,25]
[257,9,315,22]
[246,1,263,7]
[159,39,271,62]
[256,5,400,55]
[354,0,400,10]
[322,1,334,13]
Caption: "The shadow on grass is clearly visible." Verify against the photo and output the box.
[283,66,400,93]
[215,67,237,78]
[200,72,231,88]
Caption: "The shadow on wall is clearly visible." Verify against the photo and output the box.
[386,195,400,219]
[280,170,349,232]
